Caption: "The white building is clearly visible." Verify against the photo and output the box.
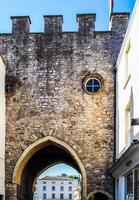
[110,0,139,199]
[0,57,5,200]
[36,176,80,200]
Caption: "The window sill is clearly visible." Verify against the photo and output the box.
[124,74,131,89]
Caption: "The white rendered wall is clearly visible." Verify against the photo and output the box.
[116,0,139,157]
[37,179,79,200]
[0,57,5,197]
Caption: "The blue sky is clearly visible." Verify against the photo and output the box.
[38,163,80,179]
[0,0,135,33]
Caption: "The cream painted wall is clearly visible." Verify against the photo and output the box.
[0,57,5,197]
[116,0,139,157]
[37,178,79,200]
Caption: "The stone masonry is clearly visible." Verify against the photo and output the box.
[0,13,129,200]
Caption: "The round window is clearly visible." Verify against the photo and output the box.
[5,82,15,94]
[83,76,102,94]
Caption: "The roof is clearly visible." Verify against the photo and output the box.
[39,176,76,181]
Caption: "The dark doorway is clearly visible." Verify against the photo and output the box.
[94,192,109,200]
[0,195,3,200]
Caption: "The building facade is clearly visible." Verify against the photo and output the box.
[36,176,79,200]
[0,57,5,200]
[0,12,129,200]
[110,0,139,199]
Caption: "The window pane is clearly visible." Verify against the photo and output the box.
[43,193,47,199]
[86,86,93,93]
[60,194,64,199]
[69,186,72,191]
[52,186,55,191]
[94,86,100,92]
[85,78,101,94]
[126,171,133,200]
[43,186,46,191]
[86,79,93,86]
[69,194,72,199]
[5,82,14,93]
[60,186,64,191]
[94,79,100,85]
[52,193,55,199]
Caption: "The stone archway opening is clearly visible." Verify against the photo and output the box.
[12,136,87,200]
[94,192,109,200]
[87,190,113,200]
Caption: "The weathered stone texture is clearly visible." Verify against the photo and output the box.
[0,13,129,200]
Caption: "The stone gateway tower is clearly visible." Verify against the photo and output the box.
[0,13,129,200]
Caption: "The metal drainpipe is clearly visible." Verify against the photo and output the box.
[112,64,117,200]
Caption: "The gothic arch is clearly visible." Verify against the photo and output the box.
[12,136,87,197]
[87,190,113,200]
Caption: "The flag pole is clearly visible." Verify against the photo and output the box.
[109,0,114,30]
[109,0,114,19]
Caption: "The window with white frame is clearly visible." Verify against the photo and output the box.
[52,186,55,191]
[60,186,64,191]
[43,193,47,199]
[125,171,133,200]
[52,193,55,199]
[124,41,131,88]
[69,194,72,199]
[125,169,139,200]
[43,186,47,191]
[69,186,72,191]
[125,102,131,147]
[60,193,64,199]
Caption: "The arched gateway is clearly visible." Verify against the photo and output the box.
[12,136,87,200]
[2,12,129,200]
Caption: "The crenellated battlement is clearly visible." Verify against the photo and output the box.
[9,13,129,35]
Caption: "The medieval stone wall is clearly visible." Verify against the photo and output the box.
[0,13,129,200]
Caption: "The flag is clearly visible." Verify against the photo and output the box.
[109,0,114,17]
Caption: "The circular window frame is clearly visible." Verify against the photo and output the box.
[83,74,103,95]
[5,75,20,97]
[5,82,15,94]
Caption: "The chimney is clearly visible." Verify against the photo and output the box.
[11,16,31,34]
